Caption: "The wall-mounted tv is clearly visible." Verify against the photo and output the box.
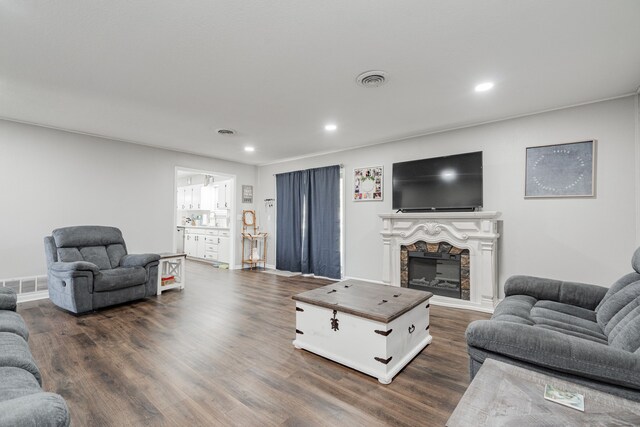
[392,151,483,212]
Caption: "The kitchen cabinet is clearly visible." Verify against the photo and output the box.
[183,227,230,263]
[191,186,202,210]
[218,235,230,263]
[215,182,231,209]
[200,186,215,210]
[184,232,206,257]
[177,187,190,210]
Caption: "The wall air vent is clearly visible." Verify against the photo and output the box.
[356,70,388,88]
[217,129,236,136]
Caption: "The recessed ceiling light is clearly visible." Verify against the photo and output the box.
[324,124,337,132]
[244,146,255,152]
[474,82,494,92]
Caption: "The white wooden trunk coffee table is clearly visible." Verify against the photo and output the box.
[292,279,433,384]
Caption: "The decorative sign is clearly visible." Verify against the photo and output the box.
[525,140,595,198]
[242,185,253,203]
[354,166,383,201]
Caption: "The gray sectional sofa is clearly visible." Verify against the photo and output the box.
[466,247,640,401]
[44,226,160,314]
[0,288,70,426]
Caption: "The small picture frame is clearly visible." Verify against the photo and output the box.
[525,140,596,198]
[242,185,253,203]
[354,166,383,201]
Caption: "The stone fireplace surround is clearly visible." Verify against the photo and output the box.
[380,212,501,312]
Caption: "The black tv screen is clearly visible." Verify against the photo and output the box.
[392,151,483,211]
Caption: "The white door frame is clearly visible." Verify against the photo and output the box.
[174,166,237,269]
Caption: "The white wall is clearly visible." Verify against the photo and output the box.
[256,96,639,292]
[0,120,257,278]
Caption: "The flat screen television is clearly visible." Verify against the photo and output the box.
[392,151,483,211]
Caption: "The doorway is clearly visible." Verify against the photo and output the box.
[174,167,236,268]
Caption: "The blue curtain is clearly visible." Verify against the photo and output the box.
[275,165,341,279]
[276,170,306,273]
[303,165,341,279]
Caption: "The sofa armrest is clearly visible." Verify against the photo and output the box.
[0,288,17,311]
[49,261,99,274]
[466,320,640,390]
[504,275,608,310]
[119,253,160,268]
[0,393,70,427]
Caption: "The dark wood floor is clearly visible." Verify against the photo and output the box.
[19,262,489,426]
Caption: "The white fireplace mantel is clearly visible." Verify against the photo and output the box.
[379,211,501,313]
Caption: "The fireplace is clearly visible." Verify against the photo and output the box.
[380,211,500,312]
[401,241,470,300]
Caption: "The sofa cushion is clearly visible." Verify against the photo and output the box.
[608,305,640,353]
[0,311,29,341]
[633,246,640,274]
[0,367,41,403]
[107,244,127,268]
[94,267,146,292]
[79,246,111,270]
[597,281,640,332]
[491,295,536,325]
[56,247,82,263]
[596,272,640,312]
[52,225,124,248]
[534,300,597,322]
[0,288,17,311]
[534,324,608,344]
[531,305,604,337]
[0,333,42,385]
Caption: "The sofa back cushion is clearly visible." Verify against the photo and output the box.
[608,305,640,353]
[596,272,640,312]
[596,280,640,332]
[51,226,128,271]
[79,246,112,270]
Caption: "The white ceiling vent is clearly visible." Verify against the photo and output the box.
[356,71,388,88]
[216,129,236,136]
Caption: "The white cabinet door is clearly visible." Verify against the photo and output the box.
[224,184,231,209]
[218,236,230,263]
[191,185,202,209]
[215,182,231,209]
[195,234,206,257]
[200,186,214,210]
[184,187,193,209]
[184,234,196,256]
[177,188,187,210]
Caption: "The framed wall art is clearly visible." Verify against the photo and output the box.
[353,166,383,201]
[525,140,596,198]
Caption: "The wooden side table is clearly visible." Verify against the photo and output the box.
[156,253,187,295]
[447,359,640,426]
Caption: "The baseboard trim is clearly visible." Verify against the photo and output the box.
[18,290,49,303]
[342,276,385,285]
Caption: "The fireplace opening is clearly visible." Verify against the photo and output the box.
[408,251,462,299]
[401,241,470,300]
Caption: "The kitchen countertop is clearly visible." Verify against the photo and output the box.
[177,225,230,230]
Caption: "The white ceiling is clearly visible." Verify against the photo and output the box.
[1,1,639,165]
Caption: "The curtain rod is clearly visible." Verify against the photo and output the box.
[273,164,344,176]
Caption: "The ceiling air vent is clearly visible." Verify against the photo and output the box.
[217,129,236,136]
[356,70,388,88]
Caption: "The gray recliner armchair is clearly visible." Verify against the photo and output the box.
[466,247,640,401]
[44,226,160,314]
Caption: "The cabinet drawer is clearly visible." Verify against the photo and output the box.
[219,230,230,237]
[205,230,219,236]
[204,236,219,244]
[205,244,217,252]
[203,253,217,259]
